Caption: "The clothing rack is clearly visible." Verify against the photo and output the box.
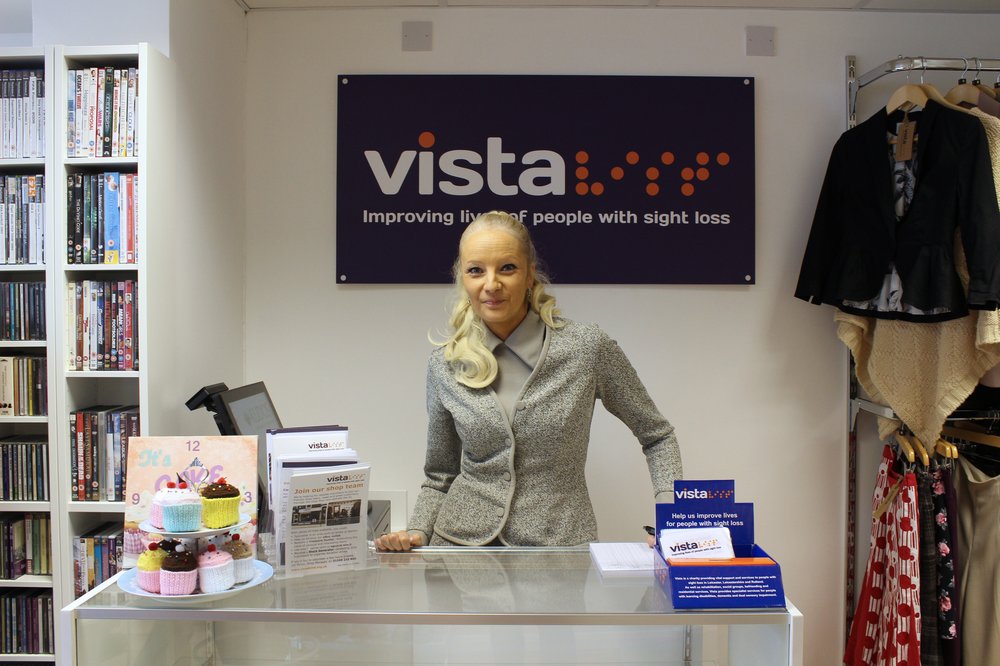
[847,55,1000,127]
[842,54,1000,650]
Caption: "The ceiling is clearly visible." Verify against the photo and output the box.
[238,0,1000,12]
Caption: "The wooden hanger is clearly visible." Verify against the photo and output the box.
[923,83,969,113]
[973,79,996,99]
[903,433,931,466]
[935,438,959,459]
[972,59,996,98]
[945,61,982,107]
[942,423,1000,449]
[887,84,928,114]
[946,79,984,107]
[894,432,916,463]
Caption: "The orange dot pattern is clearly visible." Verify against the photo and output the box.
[574,149,609,196]
[573,148,732,197]
[418,131,435,149]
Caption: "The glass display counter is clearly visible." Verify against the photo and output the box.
[61,547,802,666]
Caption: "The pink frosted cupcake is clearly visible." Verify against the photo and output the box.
[161,482,203,532]
[124,521,144,557]
[136,542,166,593]
[160,544,198,595]
[149,482,178,529]
[197,544,235,593]
[221,533,255,584]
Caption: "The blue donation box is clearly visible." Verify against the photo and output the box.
[653,480,785,610]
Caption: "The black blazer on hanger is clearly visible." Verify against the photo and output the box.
[795,100,1000,322]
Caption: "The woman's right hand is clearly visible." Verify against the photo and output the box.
[375,530,425,552]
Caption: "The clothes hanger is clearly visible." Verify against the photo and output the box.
[972,58,997,99]
[894,432,916,463]
[935,438,959,459]
[886,83,928,114]
[942,423,1000,449]
[912,58,966,113]
[945,58,983,107]
[902,433,931,466]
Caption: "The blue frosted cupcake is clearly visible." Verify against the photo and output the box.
[160,481,202,532]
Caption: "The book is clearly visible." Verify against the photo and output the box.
[103,173,120,263]
[102,67,113,157]
[95,68,104,159]
[66,69,76,154]
[0,357,12,417]
[86,67,97,158]
[126,68,137,157]
[73,68,84,157]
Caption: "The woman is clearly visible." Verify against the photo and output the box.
[376,211,681,550]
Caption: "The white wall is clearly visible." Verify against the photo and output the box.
[31,0,170,55]
[160,0,249,433]
[243,7,1000,665]
[26,2,248,435]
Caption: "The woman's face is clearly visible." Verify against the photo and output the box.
[460,227,534,340]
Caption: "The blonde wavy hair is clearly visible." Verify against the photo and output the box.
[435,211,562,388]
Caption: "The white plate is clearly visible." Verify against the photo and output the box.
[139,513,252,538]
[118,559,273,604]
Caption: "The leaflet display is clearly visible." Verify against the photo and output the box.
[653,480,785,610]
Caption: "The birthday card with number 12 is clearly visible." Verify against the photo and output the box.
[122,435,258,567]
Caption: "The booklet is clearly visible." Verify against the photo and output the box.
[285,463,371,577]
[273,452,358,566]
[265,425,350,505]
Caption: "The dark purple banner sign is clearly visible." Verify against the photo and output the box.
[336,75,755,284]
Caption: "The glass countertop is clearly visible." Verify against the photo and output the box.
[66,547,792,626]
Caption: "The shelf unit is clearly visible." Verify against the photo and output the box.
[50,43,160,617]
[0,46,57,663]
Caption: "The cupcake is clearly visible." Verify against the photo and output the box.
[159,544,198,595]
[123,521,144,557]
[198,544,235,593]
[221,533,255,584]
[157,537,182,554]
[160,482,202,532]
[201,477,241,529]
[149,482,178,529]
[136,542,166,593]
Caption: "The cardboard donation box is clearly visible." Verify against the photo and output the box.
[653,480,785,610]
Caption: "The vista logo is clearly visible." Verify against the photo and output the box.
[308,442,331,449]
[365,132,565,196]
[668,538,719,553]
[675,488,732,500]
[364,132,732,199]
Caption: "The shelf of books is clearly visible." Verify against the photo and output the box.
[0,47,57,661]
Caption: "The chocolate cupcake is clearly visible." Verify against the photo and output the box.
[200,477,241,529]
[160,544,198,595]
[221,533,255,584]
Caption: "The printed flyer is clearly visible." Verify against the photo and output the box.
[285,463,370,577]
[122,435,258,567]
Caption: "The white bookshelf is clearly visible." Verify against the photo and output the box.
[47,43,184,666]
[0,45,57,663]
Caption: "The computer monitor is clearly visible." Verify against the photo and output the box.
[187,381,283,532]
[215,382,283,489]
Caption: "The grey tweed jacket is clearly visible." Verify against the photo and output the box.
[408,319,682,546]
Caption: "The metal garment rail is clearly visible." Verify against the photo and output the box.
[846,55,1000,127]
[841,53,1000,646]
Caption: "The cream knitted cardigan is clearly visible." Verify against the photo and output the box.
[836,108,1000,446]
